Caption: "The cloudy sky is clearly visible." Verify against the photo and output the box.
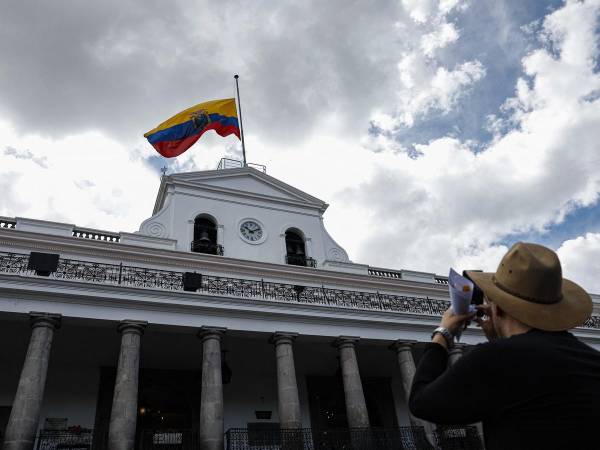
[1,0,599,292]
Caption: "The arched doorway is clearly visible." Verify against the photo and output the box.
[285,229,310,266]
[191,216,221,255]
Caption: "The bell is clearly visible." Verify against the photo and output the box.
[198,229,211,244]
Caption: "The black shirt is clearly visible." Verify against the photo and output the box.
[409,330,600,450]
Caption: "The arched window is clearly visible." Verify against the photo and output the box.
[285,229,315,267]
[191,216,222,255]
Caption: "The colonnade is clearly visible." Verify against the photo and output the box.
[2,312,463,450]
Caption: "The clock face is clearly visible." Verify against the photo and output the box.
[240,220,264,242]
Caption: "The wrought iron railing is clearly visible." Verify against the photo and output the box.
[225,426,483,450]
[36,429,93,450]
[286,254,318,268]
[0,251,598,329]
[217,157,267,173]
[190,240,224,255]
[72,228,120,243]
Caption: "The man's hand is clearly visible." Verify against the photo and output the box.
[439,307,476,336]
[474,304,498,341]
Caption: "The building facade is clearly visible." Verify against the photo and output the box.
[1,163,599,450]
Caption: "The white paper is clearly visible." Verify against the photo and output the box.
[448,268,476,341]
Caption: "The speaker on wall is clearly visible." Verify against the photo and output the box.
[27,252,60,276]
[183,272,203,292]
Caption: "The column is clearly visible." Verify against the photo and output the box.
[271,332,302,429]
[448,344,464,367]
[107,320,147,450]
[392,341,436,446]
[198,327,226,450]
[3,313,61,450]
[334,336,369,428]
[392,342,432,426]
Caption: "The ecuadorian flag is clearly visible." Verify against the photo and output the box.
[144,98,240,158]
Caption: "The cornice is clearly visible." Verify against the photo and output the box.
[0,274,447,330]
[154,168,329,215]
[2,275,598,343]
[0,228,449,297]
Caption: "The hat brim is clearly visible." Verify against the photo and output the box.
[465,271,592,331]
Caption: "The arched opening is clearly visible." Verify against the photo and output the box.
[285,229,315,267]
[191,216,222,255]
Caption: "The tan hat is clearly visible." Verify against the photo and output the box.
[466,242,592,331]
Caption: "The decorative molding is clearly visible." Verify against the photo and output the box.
[328,248,346,262]
[2,274,599,345]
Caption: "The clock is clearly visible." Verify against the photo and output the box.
[239,220,264,243]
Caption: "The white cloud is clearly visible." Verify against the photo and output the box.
[0,0,599,299]
[348,0,600,293]
[421,22,460,57]
[0,121,160,231]
[557,233,600,293]
[372,1,485,130]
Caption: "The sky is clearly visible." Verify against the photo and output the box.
[1,0,599,293]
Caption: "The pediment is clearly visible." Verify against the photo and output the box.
[154,167,328,213]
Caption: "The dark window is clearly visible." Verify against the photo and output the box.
[285,230,307,266]
[191,217,220,255]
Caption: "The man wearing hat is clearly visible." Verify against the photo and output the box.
[409,242,600,450]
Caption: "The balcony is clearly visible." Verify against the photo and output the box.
[190,240,224,255]
[285,254,317,268]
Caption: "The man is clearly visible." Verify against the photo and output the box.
[409,242,600,450]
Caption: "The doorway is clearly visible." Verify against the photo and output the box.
[306,376,398,429]
[136,369,201,449]
[92,368,201,450]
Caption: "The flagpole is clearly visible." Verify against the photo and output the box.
[234,74,247,166]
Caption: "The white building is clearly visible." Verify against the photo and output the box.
[1,161,599,450]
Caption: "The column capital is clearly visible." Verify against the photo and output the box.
[117,320,147,335]
[29,312,62,330]
[390,339,418,352]
[333,336,360,349]
[198,326,226,342]
[269,332,298,345]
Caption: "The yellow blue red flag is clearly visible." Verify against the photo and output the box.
[144,98,240,158]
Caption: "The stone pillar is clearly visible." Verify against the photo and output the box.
[334,336,369,428]
[107,320,147,450]
[3,313,61,450]
[392,342,432,425]
[448,344,465,367]
[392,341,436,445]
[271,332,302,429]
[198,327,226,450]
[217,224,224,247]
